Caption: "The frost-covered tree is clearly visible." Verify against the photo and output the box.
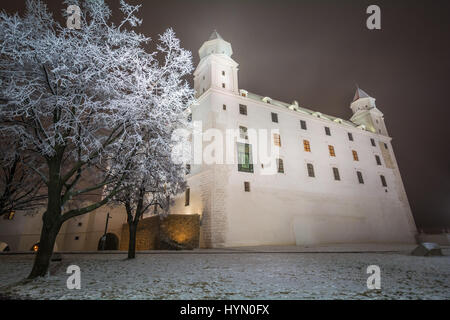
[0,0,194,278]
[111,131,189,259]
[0,138,46,217]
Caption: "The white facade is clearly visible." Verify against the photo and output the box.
[171,31,417,248]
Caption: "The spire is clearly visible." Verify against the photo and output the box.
[353,87,371,101]
[198,30,233,60]
[208,30,223,41]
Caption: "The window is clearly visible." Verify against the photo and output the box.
[325,126,331,136]
[370,138,376,147]
[384,143,388,149]
[348,132,353,141]
[328,145,336,157]
[239,126,248,140]
[186,164,191,174]
[223,104,226,110]
[352,150,359,161]
[75,236,79,240]
[375,155,381,166]
[303,139,311,152]
[300,120,307,130]
[307,163,315,177]
[185,188,190,206]
[277,158,284,173]
[357,171,364,184]
[332,167,340,181]
[237,143,253,173]
[273,133,281,147]
[187,113,192,122]
[222,83,225,88]
[3,211,15,220]
[380,175,387,187]
[271,112,278,123]
[78,222,83,227]
[244,181,251,192]
[202,75,205,80]
[222,70,225,76]
[239,104,247,115]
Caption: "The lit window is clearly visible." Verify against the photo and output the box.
[307,163,315,177]
[277,158,284,173]
[325,126,331,136]
[31,243,39,252]
[375,155,381,166]
[303,139,311,152]
[300,120,307,130]
[239,126,248,140]
[185,188,190,206]
[380,175,387,187]
[352,150,359,161]
[4,211,15,220]
[244,181,250,192]
[328,145,336,157]
[332,167,340,181]
[237,143,253,173]
[271,112,278,123]
[239,104,247,115]
[357,171,364,184]
[273,133,281,147]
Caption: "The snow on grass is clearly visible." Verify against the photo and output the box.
[0,251,449,299]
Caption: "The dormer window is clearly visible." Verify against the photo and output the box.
[262,97,272,104]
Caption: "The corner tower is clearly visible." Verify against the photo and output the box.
[350,87,388,136]
[194,30,239,98]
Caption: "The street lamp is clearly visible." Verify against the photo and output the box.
[101,212,111,251]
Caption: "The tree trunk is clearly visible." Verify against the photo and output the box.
[28,216,60,278]
[28,156,62,279]
[128,222,137,259]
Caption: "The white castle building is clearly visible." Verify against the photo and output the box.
[170,30,417,247]
[0,31,417,252]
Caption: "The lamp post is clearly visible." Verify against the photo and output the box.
[101,212,111,251]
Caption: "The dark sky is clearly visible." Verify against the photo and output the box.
[2,0,450,229]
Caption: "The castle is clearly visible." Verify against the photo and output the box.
[0,31,417,252]
[170,30,417,247]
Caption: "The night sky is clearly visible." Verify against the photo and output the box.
[2,0,449,229]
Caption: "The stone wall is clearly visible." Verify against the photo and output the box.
[119,214,200,251]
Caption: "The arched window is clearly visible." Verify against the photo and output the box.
[0,242,10,252]
[98,233,119,251]
[31,243,39,252]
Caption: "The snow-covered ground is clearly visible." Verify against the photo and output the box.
[0,249,449,299]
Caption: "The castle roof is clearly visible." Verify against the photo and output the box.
[353,87,371,101]
[208,30,223,41]
[243,91,359,129]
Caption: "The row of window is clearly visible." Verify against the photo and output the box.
[235,104,386,148]
[237,142,383,175]
[241,166,388,193]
